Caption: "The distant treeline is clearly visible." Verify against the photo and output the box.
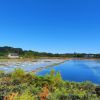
[0,46,100,58]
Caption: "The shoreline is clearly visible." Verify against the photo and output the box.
[0,57,100,61]
[32,60,66,74]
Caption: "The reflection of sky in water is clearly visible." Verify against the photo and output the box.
[74,60,100,77]
[84,60,100,82]
[38,60,100,84]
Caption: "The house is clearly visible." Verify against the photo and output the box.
[84,54,94,58]
[8,53,19,59]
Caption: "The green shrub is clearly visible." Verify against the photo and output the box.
[14,90,35,100]
[11,68,25,80]
[0,70,5,77]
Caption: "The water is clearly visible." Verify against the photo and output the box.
[37,60,100,84]
[0,59,100,84]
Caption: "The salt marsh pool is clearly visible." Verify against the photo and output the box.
[37,60,100,84]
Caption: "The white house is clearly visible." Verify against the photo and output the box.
[8,53,19,59]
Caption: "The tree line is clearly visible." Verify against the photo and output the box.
[0,46,100,58]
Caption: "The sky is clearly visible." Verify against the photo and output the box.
[0,0,100,53]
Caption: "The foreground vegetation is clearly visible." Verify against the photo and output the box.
[0,69,100,100]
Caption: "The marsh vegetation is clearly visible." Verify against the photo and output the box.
[0,69,100,100]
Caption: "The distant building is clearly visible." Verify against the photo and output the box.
[84,54,94,58]
[8,53,19,58]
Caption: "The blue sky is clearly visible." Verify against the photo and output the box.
[0,0,100,53]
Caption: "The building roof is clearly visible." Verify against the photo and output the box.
[8,53,19,56]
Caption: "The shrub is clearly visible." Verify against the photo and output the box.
[11,68,25,80]
[14,90,35,100]
[0,70,5,77]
